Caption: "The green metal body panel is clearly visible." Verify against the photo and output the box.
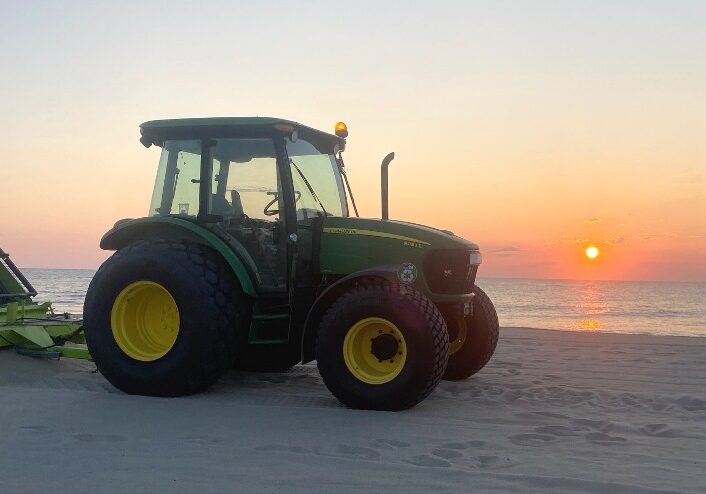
[0,264,28,301]
[298,217,481,362]
[141,116,292,129]
[0,301,51,321]
[0,248,33,304]
[52,346,92,360]
[141,117,342,142]
[319,216,479,303]
[3,325,55,347]
[100,216,258,297]
[139,117,345,153]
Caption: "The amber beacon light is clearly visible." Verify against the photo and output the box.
[335,121,348,138]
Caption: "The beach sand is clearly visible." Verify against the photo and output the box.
[1,328,704,493]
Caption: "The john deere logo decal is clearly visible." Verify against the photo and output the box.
[398,263,417,284]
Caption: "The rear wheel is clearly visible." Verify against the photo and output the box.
[84,240,244,396]
[443,285,499,380]
[316,280,448,411]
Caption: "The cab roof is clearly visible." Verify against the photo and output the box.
[139,117,345,152]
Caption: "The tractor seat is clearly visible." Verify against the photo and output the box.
[211,191,245,218]
[230,190,244,218]
[211,194,233,216]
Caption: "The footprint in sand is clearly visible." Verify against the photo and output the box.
[255,445,310,454]
[674,396,706,412]
[404,440,487,467]
[535,425,583,437]
[439,440,485,450]
[585,432,628,445]
[508,433,557,447]
[20,425,52,433]
[475,455,516,469]
[640,423,681,438]
[532,411,570,420]
[72,433,126,442]
[331,445,381,460]
[371,439,411,449]
[431,448,464,460]
[405,454,451,468]
[571,418,611,430]
[261,443,383,461]
[183,434,222,444]
[494,360,523,369]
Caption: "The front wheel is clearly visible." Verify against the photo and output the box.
[316,280,448,411]
[443,285,499,380]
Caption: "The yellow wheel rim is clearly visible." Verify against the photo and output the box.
[343,317,407,385]
[448,315,468,355]
[110,281,180,362]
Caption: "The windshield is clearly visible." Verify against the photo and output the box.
[149,139,202,217]
[149,136,349,220]
[286,138,348,220]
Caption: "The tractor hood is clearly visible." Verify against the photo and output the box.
[321,217,479,252]
[318,217,480,298]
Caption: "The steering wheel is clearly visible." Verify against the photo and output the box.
[263,191,302,216]
[263,192,279,216]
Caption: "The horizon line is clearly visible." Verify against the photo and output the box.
[18,267,706,285]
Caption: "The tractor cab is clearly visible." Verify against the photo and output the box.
[139,117,349,291]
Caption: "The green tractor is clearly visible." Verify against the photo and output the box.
[84,117,499,411]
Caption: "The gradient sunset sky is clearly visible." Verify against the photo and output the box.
[1,1,704,281]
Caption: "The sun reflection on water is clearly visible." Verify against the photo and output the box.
[579,319,602,330]
[572,284,609,331]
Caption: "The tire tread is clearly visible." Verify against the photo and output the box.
[316,278,448,410]
[84,239,242,396]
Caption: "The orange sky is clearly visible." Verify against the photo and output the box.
[1,2,704,282]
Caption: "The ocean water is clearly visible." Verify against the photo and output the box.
[478,277,706,337]
[20,268,706,337]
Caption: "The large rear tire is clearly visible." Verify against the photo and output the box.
[443,285,499,381]
[316,280,448,411]
[84,240,244,396]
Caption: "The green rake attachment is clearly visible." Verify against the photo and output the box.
[0,247,89,360]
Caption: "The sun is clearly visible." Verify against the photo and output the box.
[585,245,600,259]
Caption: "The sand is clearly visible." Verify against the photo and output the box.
[1,327,704,494]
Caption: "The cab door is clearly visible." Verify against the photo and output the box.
[209,137,290,293]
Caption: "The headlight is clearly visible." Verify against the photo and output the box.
[469,251,482,265]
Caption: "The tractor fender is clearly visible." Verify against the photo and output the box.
[100,217,258,297]
[300,265,404,363]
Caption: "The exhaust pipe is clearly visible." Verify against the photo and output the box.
[381,152,395,220]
